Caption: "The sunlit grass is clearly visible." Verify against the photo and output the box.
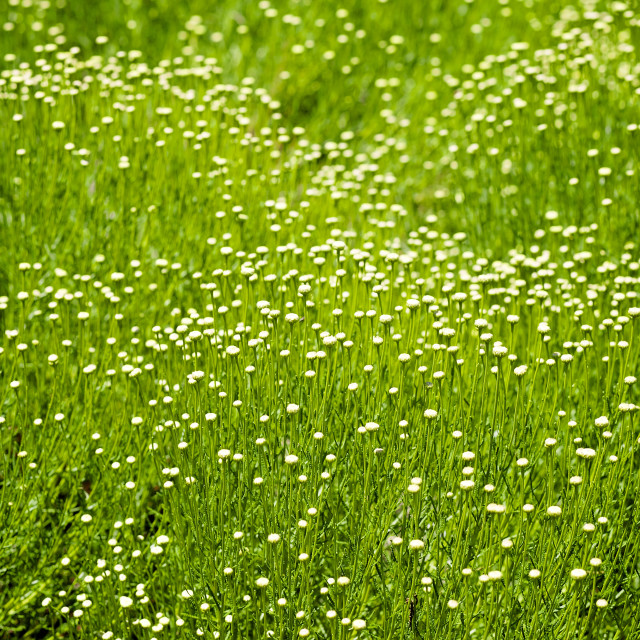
[1,1,640,639]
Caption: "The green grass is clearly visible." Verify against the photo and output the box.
[1,0,640,638]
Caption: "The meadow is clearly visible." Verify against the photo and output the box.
[1,0,640,638]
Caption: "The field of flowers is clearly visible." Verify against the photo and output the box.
[2,0,640,638]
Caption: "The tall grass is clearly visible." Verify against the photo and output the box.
[1,0,639,638]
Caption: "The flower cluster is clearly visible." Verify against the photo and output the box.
[2,1,639,638]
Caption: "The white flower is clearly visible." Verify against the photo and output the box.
[537,322,550,334]
[286,403,300,414]
[285,454,299,465]
[547,505,562,517]
[486,503,505,514]
[570,568,587,580]
[267,533,281,543]
[365,421,379,432]
[218,449,231,459]
[576,447,596,459]
[409,539,424,550]
[119,596,133,608]
[594,416,609,427]
[256,577,269,588]
[352,619,366,630]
